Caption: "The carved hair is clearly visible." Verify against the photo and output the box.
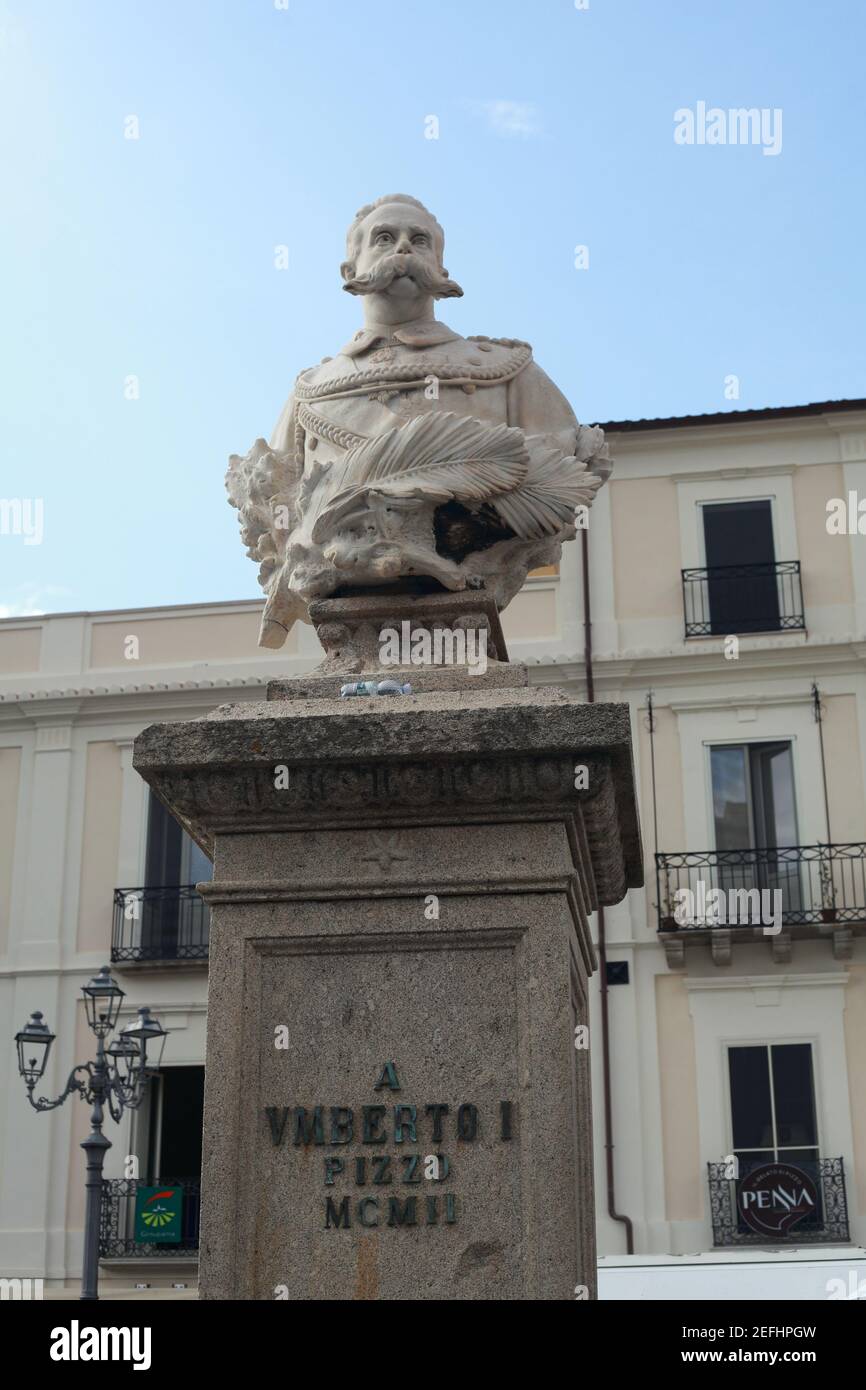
[341,194,446,280]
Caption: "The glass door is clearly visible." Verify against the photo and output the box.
[709,742,800,922]
[750,742,802,911]
[703,499,780,634]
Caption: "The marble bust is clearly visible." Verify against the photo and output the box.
[227,194,611,648]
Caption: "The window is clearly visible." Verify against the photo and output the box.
[145,794,211,890]
[702,499,779,634]
[141,793,211,958]
[728,1043,819,1167]
[709,741,802,912]
[145,1066,205,1183]
[133,1065,204,1251]
[710,742,798,851]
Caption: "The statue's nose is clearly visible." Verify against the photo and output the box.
[396,239,412,254]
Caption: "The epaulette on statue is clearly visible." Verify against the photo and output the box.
[467,335,532,350]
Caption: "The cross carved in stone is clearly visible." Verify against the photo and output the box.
[361,833,410,873]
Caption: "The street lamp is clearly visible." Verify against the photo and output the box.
[82,964,125,1036]
[14,967,167,1301]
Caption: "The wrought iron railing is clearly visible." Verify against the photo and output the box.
[656,843,866,932]
[708,1157,849,1246]
[112,886,210,962]
[682,560,805,638]
[99,1177,201,1258]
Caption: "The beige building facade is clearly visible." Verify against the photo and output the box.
[1,398,865,1291]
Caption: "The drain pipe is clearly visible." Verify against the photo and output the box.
[581,527,634,1254]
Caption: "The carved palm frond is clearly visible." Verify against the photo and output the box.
[309,412,529,544]
[490,445,603,538]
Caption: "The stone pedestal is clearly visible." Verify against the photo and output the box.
[133,666,641,1301]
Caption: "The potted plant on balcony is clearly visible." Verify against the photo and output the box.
[658,870,679,932]
[819,847,837,924]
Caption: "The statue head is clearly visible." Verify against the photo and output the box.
[340,194,464,301]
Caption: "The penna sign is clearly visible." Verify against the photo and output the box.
[737,1162,818,1237]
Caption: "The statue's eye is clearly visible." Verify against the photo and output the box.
[376,232,393,245]
[412,235,428,246]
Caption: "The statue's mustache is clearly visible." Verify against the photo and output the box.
[343,253,464,299]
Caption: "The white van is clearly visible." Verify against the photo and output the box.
[598,1248,866,1300]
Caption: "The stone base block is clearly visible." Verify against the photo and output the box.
[134,678,641,1300]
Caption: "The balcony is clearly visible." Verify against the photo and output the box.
[682,560,805,638]
[112,886,210,963]
[656,843,866,965]
[99,1177,201,1259]
[708,1157,850,1247]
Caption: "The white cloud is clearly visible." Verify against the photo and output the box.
[0,583,72,619]
[471,100,542,138]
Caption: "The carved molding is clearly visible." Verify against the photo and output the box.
[146,750,630,909]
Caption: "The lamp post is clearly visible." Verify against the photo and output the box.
[14,966,167,1301]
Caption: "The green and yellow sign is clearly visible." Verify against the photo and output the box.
[134,1186,183,1244]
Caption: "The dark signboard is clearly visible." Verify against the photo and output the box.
[737,1162,818,1237]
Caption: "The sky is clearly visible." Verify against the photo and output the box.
[1,0,864,617]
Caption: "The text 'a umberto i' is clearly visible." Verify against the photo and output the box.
[264,1061,514,1230]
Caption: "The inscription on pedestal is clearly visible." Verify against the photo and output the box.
[265,1061,514,1233]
